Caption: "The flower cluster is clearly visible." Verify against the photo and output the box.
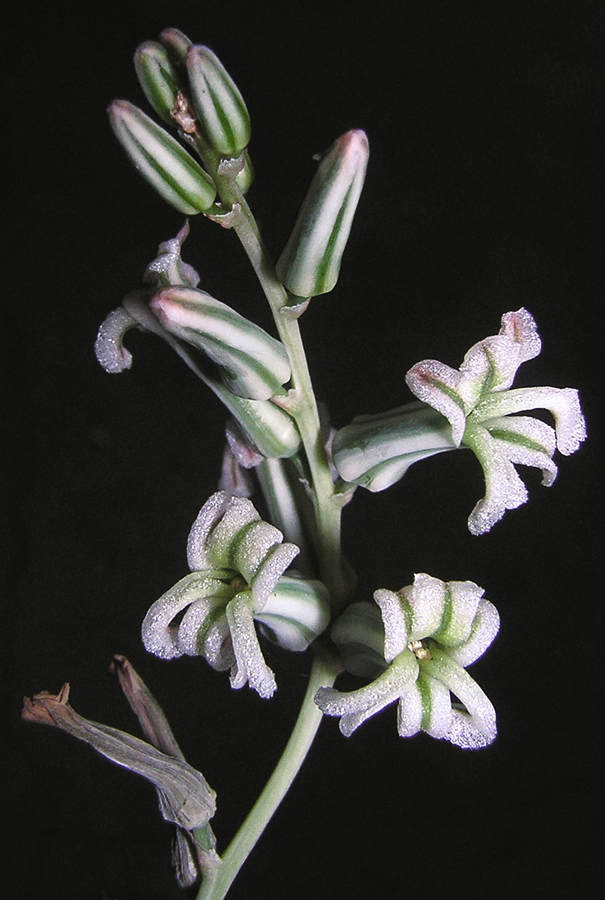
[142,492,330,698]
[316,574,499,748]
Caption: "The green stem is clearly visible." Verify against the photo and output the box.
[207,159,346,606]
[195,653,339,900]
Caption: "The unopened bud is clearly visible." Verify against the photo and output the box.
[186,45,251,158]
[159,28,193,66]
[150,285,291,400]
[108,100,216,214]
[134,41,185,126]
[256,573,330,652]
[276,130,369,298]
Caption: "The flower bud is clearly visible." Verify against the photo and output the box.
[159,28,193,66]
[134,41,185,126]
[276,130,369,298]
[108,100,216,214]
[150,285,291,400]
[186,45,251,158]
[255,573,330,652]
[330,601,387,678]
[219,392,302,459]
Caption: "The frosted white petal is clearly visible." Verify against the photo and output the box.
[423,650,497,747]
[464,425,528,535]
[249,542,299,609]
[373,588,409,662]
[231,521,284,583]
[447,708,496,749]
[486,414,556,453]
[474,387,586,456]
[177,595,228,656]
[396,682,423,737]
[315,652,418,735]
[142,574,220,660]
[95,307,138,373]
[186,492,232,571]
[480,413,558,485]
[460,334,523,395]
[204,497,260,567]
[202,617,234,671]
[493,432,558,487]
[406,573,446,640]
[498,308,541,362]
[447,599,500,666]
[226,593,276,698]
[405,361,468,446]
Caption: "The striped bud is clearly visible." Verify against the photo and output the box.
[255,573,330,652]
[276,130,369,298]
[332,401,457,492]
[134,41,185,126]
[329,601,387,678]
[218,391,302,459]
[108,100,216,214]
[159,28,193,66]
[186,45,251,158]
[150,285,291,400]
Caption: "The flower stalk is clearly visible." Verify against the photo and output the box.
[24,25,588,900]
[195,653,339,900]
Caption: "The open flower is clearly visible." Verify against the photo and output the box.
[142,492,330,698]
[405,308,586,534]
[315,574,499,749]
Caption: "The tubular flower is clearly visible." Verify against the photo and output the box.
[405,308,586,534]
[315,574,499,749]
[142,492,330,698]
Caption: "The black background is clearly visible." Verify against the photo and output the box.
[4,1,603,898]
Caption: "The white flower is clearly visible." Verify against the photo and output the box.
[142,492,329,698]
[315,574,499,749]
[406,309,586,533]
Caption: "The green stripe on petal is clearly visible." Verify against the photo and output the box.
[332,402,456,492]
[150,286,291,400]
[187,45,251,158]
[108,101,216,214]
[276,130,369,298]
[134,41,185,126]
[256,574,330,651]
